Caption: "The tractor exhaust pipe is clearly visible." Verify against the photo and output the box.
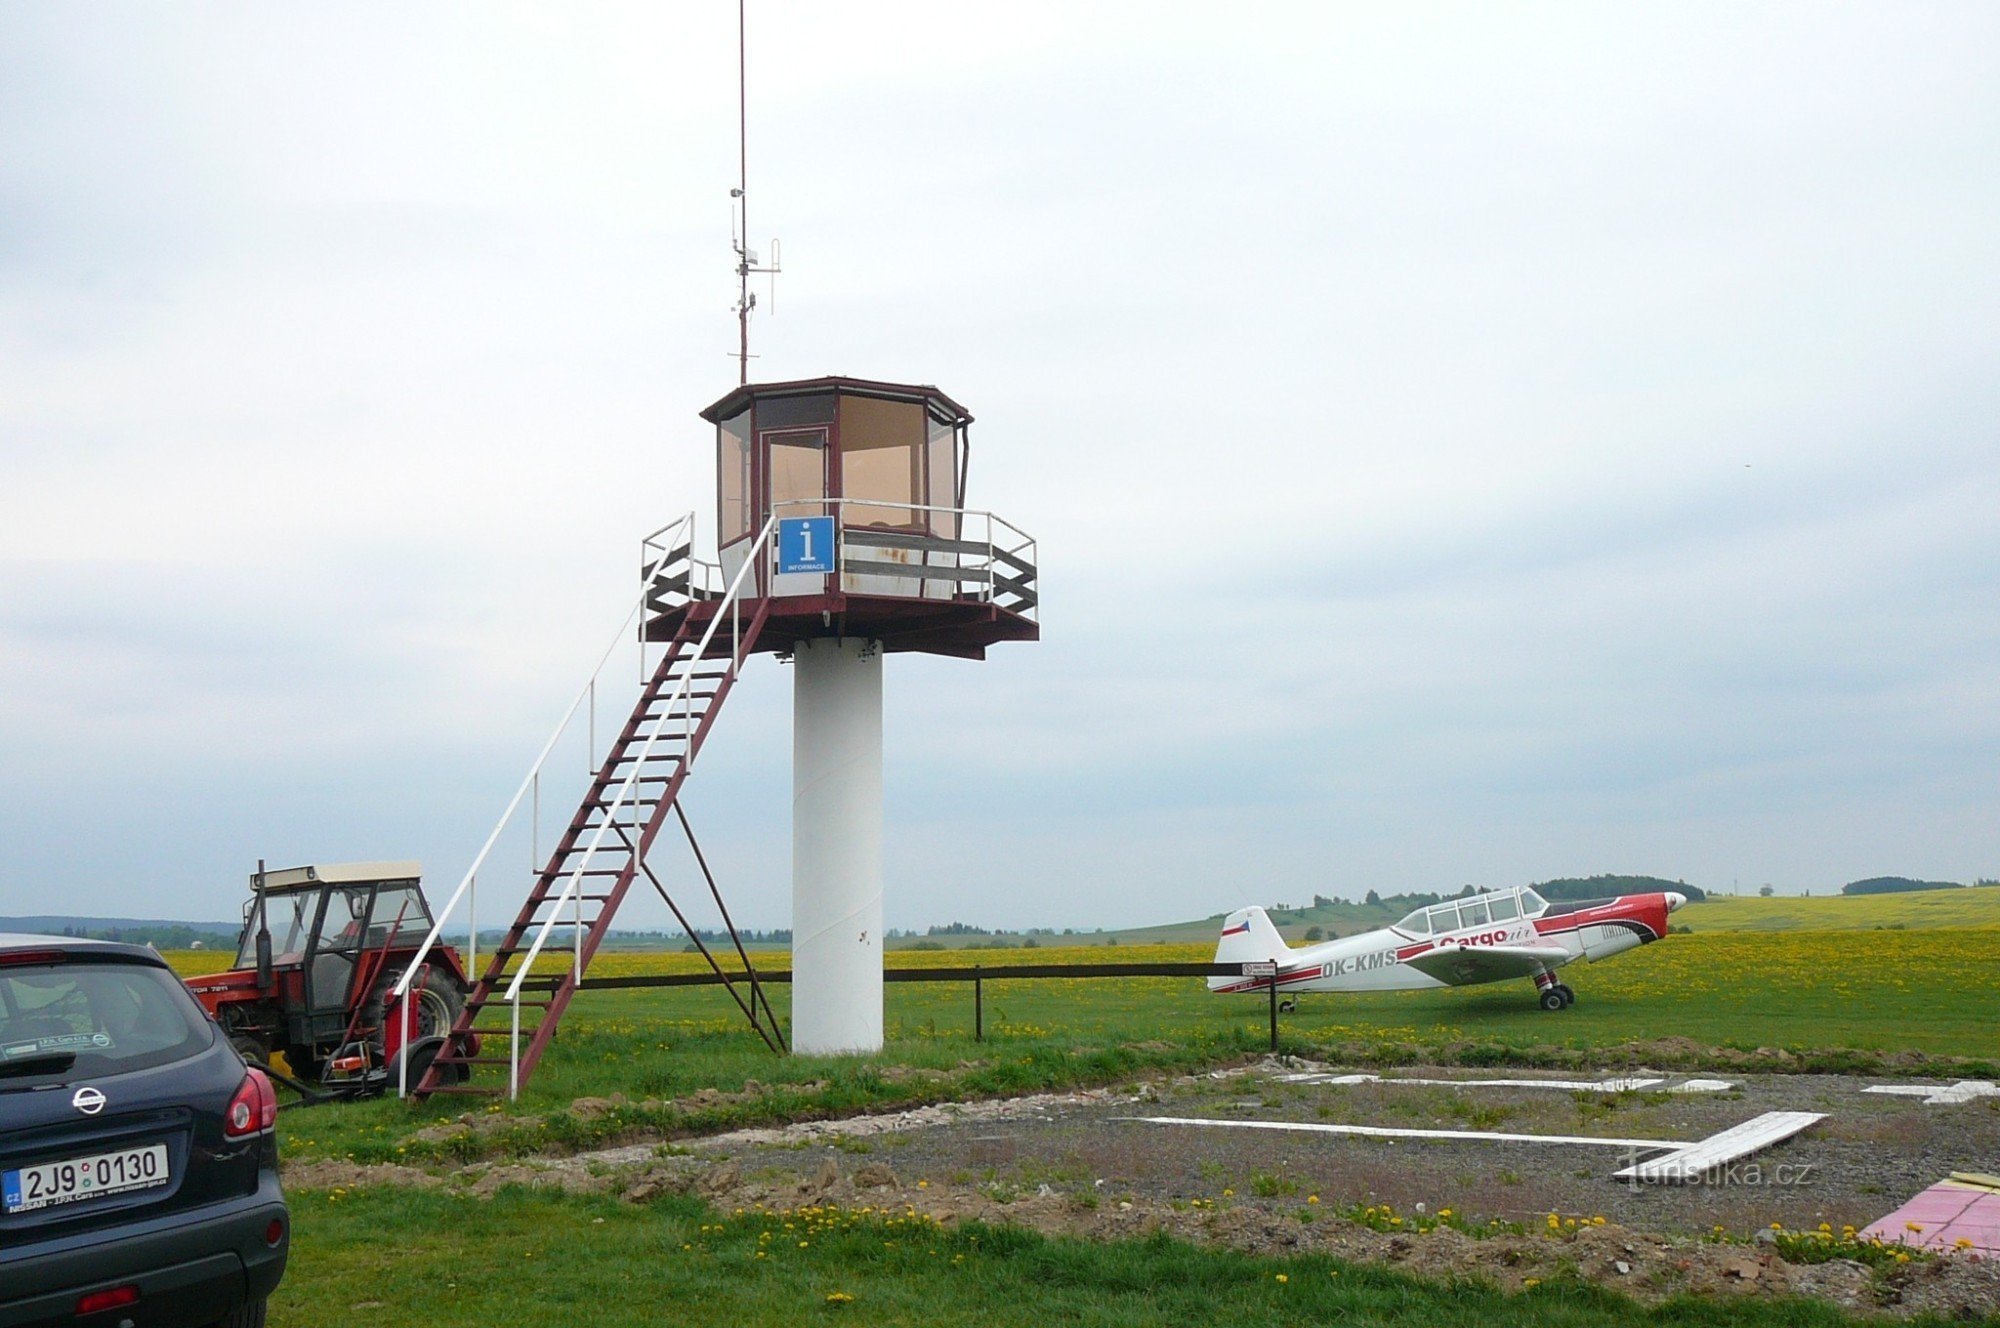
[254,858,273,989]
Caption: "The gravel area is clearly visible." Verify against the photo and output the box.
[797,1058,2000,1236]
[289,1057,2000,1318]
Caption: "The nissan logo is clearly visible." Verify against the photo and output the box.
[72,1086,106,1116]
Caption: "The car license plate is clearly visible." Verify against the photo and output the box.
[3,1144,170,1214]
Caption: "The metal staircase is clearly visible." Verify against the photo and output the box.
[398,513,782,1100]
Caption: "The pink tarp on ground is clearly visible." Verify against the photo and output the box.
[1862,1175,2000,1255]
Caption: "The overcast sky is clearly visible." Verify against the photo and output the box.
[3,3,1996,933]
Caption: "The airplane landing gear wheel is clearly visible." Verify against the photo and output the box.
[1277,998,1297,1014]
[1553,984,1575,1007]
[1539,988,1566,1012]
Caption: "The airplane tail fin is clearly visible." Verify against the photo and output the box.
[1209,906,1291,990]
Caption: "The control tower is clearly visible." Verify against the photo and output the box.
[662,376,1037,1054]
[407,375,1037,1094]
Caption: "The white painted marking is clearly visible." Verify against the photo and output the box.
[1669,1079,1737,1094]
[1117,1116,1682,1150]
[1611,1111,1825,1184]
[1862,1080,1999,1105]
[1275,1072,1692,1093]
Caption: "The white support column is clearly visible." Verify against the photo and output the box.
[791,637,884,1055]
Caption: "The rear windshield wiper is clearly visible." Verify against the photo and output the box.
[0,1051,78,1080]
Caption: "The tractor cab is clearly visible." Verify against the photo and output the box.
[233,863,436,1038]
[188,861,472,1097]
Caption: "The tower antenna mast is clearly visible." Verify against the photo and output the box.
[731,0,780,384]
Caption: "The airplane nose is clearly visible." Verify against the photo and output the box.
[1665,892,1686,913]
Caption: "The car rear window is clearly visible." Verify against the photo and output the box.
[0,960,213,1085]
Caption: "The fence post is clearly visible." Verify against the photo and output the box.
[974,965,983,1042]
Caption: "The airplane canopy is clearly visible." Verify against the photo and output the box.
[1395,887,1548,937]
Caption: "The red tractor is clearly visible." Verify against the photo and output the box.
[185,861,475,1096]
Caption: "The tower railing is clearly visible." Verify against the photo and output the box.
[392,512,702,1089]
[765,498,1037,620]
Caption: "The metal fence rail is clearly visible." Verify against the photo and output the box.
[562,961,1286,1048]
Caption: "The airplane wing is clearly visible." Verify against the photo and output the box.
[1403,943,1572,987]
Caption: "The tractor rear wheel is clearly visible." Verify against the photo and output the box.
[366,964,466,1053]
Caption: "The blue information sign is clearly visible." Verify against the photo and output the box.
[776,516,836,574]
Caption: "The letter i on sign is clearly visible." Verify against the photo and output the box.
[777,516,836,574]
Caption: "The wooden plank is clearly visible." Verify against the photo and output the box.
[991,570,1037,604]
[840,558,992,584]
[844,529,994,558]
[990,547,1037,576]
[1612,1111,1825,1183]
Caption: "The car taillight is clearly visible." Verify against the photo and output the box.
[75,1285,139,1315]
[224,1067,278,1137]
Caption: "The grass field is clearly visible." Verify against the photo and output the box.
[1676,890,2000,932]
[163,922,2000,1167]
[274,1187,1881,1328]
[152,905,2000,1325]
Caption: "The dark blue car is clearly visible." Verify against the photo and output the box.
[0,935,287,1327]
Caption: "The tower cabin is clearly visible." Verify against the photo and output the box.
[643,376,1037,657]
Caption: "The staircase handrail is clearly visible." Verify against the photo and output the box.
[500,511,780,1016]
[392,512,698,1009]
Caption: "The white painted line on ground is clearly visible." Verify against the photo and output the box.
[1611,1112,1825,1184]
[1862,1080,1999,1105]
[1115,1116,1683,1150]
[1277,1072,1658,1091]
[1275,1072,1736,1094]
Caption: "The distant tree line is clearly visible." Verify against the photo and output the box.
[1530,875,1707,904]
[1841,876,1967,896]
[52,923,229,950]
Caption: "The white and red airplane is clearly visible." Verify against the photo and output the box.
[1210,885,1685,1011]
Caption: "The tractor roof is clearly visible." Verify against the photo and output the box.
[252,861,422,892]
